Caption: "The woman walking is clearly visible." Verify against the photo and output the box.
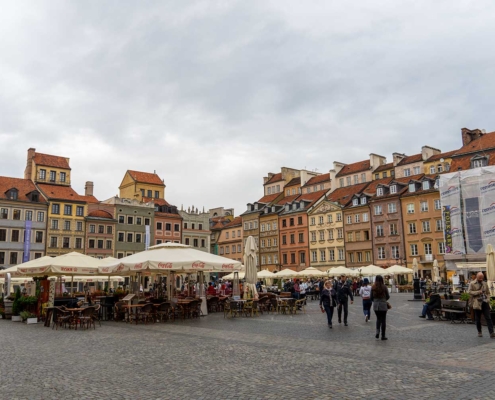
[319,280,337,328]
[359,278,372,323]
[370,275,390,340]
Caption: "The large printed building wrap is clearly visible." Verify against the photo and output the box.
[440,166,495,255]
[439,172,465,255]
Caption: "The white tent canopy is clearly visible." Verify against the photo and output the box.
[98,243,242,276]
[327,266,357,277]
[48,275,125,283]
[222,271,245,280]
[16,252,104,277]
[257,269,276,279]
[357,264,385,276]
[298,267,327,277]
[273,268,300,278]
[385,265,414,275]
[0,256,55,278]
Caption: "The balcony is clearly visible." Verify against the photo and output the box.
[420,254,434,263]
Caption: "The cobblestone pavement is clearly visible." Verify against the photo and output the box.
[2,294,495,399]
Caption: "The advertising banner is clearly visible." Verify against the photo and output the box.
[23,220,32,262]
[145,225,150,251]
[461,172,483,253]
[480,167,495,248]
[439,173,465,255]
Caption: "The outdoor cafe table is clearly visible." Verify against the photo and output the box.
[65,308,85,330]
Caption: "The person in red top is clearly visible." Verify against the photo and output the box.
[293,279,301,300]
[207,283,216,295]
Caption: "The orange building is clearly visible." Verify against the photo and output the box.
[217,217,243,262]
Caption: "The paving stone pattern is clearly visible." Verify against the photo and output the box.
[1,294,495,399]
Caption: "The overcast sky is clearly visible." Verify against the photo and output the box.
[1,1,494,215]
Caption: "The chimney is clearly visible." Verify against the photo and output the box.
[421,145,441,161]
[461,127,484,146]
[24,148,36,181]
[392,152,406,166]
[263,172,275,184]
[369,153,386,171]
[85,181,94,196]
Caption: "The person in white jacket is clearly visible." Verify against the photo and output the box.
[359,278,372,322]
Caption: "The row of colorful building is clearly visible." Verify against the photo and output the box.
[0,127,493,280]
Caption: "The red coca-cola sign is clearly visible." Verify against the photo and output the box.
[192,262,205,269]
[134,263,143,269]
[158,262,173,269]
[116,264,125,272]
[100,267,110,273]
[222,264,234,270]
[61,267,75,272]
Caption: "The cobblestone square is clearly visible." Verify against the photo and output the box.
[1,294,495,400]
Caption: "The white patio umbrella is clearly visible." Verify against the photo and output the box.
[274,268,300,278]
[222,271,245,280]
[412,258,419,278]
[486,244,495,295]
[17,252,102,276]
[432,260,440,283]
[326,266,357,277]
[298,267,327,277]
[0,256,55,278]
[385,265,414,275]
[244,236,258,299]
[358,264,385,278]
[257,269,275,279]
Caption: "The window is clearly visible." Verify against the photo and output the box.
[75,238,82,249]
[320,250,326,261]
[362,213,369,222]
[407,204,415,214]
[339,178,344,188]
[291,253,296,264]
[118,216,125,224]
[355,214,360,223]
[298,233,304,243]
[438,242,446,254]
[89,239,95,249]
[0,229,5,241]
[410,244,418,256]
[430,165,436,174]
[237,244,241,253]
[272,222,277,230]
[154,191,159,199]
[472,157,488,169]
[76,221,83,231]
[346,177,351,186]
[49,170,56,182]
[319,216,324,225]
[422,221,431,232]
[422,181,430,190]
[310,217,315,226]
[329,250,335,261]
[356,232,361,241]
[434,199,441,210]
[174,224,180,232]
[51,219,58,230]
[127,233,133,242]
[390,185,397,194]
[376,225,384,237]
[365,251,371,262]
[352,198,358,206]
[10,230,20,242]
[12,209,21,220]
[391,246,399,259]
[261,239,265,248]
[76,206,84,216]
[409,223,417,234]
[290,234,295,244]
[59,172,66,182]
[336,213,342,222]
[311,231,316,241]
[390,223,398,235]
[50,236,57,248]
[63,237,70,248]
[319,231,325,241]
[201,239,205,248]
[10,252,18,265]
[117,252,124,259]
[388,203,397,213]
[39,169,46,180]
[377,247,385,259]
[89,224,95,233]
[0,252,4,264]
[420,201,428,212]
[338,249,344,260]
[144,218,150,225]
[357,252,363,262]
[165,223,171,231]
[106,240,112,249]
[354,175,359,184]
[361,173,366,183]
[347,232,353,242]
[118,232,124,242]
[364,230,370,241]
[436,219,443,231]
[22,210,31,222]
[337,228,343,239]
[374,205,382,215]
[107,226,113,234]
[328,229,334,240]
[136,234,142,243]
[404,168,411,177]
[52,204,60,214]
[35,231,43,243]
[297,216,303,225]
[383,172,387,178]
[375,173,379,179]
[349,253,355,263]
[289,218,294,227]
[226,232,229,239]
[282,235,287,245]
[127,216,133,225]
[37,211,44,222]
[361,197,367,205]
[413,166,421,175]
[185,238,190,245]
[157,222,163,230]
[347,215,352,224]
[312,251,317,262]
[408,183,416,192]
[377,187,383,196]
[64,205,72,215]
[424,243,432,255]
[64,221,71,231]
[273,238,277,246]
[328,215,333,223]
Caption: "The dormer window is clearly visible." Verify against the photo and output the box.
[422,181,430,190]
[292,203,297,210]
[430,165,435,174]
[247,204,252,211]
[285,204,290,211]
[445,163,450,172]
[7,189,18,200]
[377,187,383,196]
[390,185,397,194]
[271,206,275,212]
[409,183,416,193]
[254,204,258,210]
[437,164,443,173]
[360,197,367,205]
[299,202,304,209]
[352,198,358,206]
[471,155,488,169]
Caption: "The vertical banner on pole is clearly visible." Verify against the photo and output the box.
[145,225,150,250]
[23,220,32,262]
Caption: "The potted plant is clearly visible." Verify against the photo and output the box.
[20,311,37,324]
[11,288,22,322]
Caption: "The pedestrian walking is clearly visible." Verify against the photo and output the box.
[468,272,495,338]
[371,275,390,340]
[334,275,354,326]
[319,280,338,328]
[359,278,372,322]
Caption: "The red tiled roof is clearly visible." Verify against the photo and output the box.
[453,131,495,156]
[0,176,48,203]
[361,177,394,196]
[87,210,113,219]
[397,153,422,166]
[33,152,71,169]
[327,182,370,206]
[370,174,425,200]
[128,170,164,185]
[258,193,280,203]
[143,197,170,206]
[373,162,393,173]
[426,150,458,162]
[299,189,329,207]
[285,177,301,187]
[80,195,99,204]
[277,194,300,205]
[222,216,242,228]
[335,160,370,177]
[37,183,85,202]
[264,173,283,185]
[303,173,330,187]
[450,149,495,171]
[154,212,182,219]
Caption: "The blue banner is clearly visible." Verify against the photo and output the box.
[23,220,32,262]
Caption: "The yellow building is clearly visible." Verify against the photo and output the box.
[119,170,165,201]
[423,150,456,175]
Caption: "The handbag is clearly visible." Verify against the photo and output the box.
[386,302,392,310]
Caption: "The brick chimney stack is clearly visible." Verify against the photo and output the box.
[85,181,94,196]
[24,148,36,181]
[461,128,484,146]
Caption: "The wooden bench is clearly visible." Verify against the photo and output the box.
[440,300,467,324]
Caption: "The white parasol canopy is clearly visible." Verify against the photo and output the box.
[0,256,55,278]
[432,260,440,283]
[298,267,327,277]
[222,271,245,280]
[358,264,385,277]
[486,244,495,282]
[98,243,242,276]
[385,265,414,275]
[257,269,276,279]
[15,252,104,277]
[274,268,300,278]
[244,236,258,284]
[326,266,357,277]
[412,257,419,278]
[48,275,124,283]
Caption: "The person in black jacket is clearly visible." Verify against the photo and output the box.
[334,275,354,326]
[419,292,441,320]
[319,280,338,328]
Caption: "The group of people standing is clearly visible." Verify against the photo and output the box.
[319,274,390,340]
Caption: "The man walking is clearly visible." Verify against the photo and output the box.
[468,272,495,338]
[334,275,354,326]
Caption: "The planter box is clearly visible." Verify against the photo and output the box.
[4,300,13,317]
[26,317,38,325]
[11,315,22,322]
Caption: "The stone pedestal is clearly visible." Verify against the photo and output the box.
[413,278,422,300]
